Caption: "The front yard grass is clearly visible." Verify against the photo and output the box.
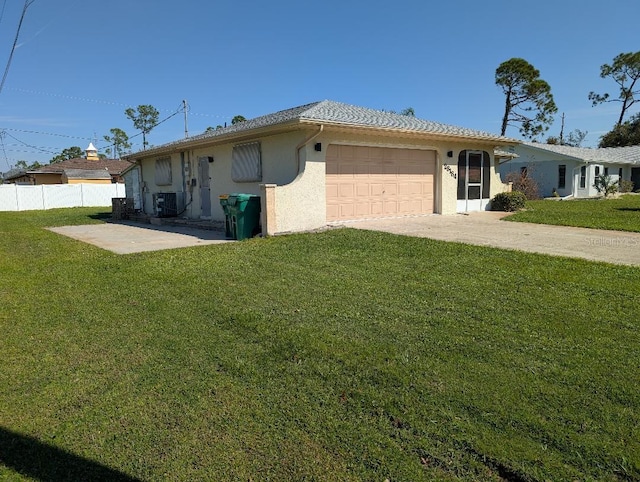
[1,208,639,481]
[504,194,640,232]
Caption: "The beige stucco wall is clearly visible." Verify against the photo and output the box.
[136,130,308,218]
[66,179,112,185]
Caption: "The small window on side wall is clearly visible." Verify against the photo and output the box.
[558,165,566,189]
[232,142,261,182]
[155,157,172,186]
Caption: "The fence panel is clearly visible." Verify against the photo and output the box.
[43,184,83,209]
[0,183,125,212]
[16,186,45,211]
[0,185,19,211]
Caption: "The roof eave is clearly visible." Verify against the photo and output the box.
[124,120,305,160]
[298,119,519,146]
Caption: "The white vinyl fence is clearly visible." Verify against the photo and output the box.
[0,183,126,212]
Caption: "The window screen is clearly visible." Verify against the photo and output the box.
[232,142,261,182]
[155,157,172,185]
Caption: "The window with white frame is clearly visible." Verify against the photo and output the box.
[232,142,261,182]
[155,157,172,185]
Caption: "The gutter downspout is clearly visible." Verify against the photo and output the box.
[295,125,324,174]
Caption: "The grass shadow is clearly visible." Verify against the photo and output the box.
[616,207,640,212]
[0,427,140,481]
[88,211,112,221]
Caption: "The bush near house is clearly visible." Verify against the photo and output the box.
[619,179,634,193]
[491,191,527,211]
[503,169,541,200]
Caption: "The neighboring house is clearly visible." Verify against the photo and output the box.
[3,143,133,186]
[500,142,640,198]
[123,100,518,235]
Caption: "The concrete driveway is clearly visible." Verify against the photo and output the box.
[48,221,232,254]
[335,212,640,267]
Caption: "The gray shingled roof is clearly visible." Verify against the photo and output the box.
[63,169,112,180]
[128,100,517,158]
[522,141,640,165]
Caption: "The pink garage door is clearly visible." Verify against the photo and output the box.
[326,144,435,221]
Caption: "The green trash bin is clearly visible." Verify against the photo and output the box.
[224,193,261,240]
[219,194,233,238]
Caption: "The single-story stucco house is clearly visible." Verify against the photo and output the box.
[123,100,518,235]
[499,142,640,198]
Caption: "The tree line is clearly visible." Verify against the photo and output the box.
[496,51,640,147]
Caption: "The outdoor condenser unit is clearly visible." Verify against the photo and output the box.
[153,192,178,217]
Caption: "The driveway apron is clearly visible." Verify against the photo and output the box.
[335,212,640,267]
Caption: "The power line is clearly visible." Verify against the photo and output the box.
[0,127,93,141]
[1,130,56,155]
[0,131,10,170]
[0,0,35,96]
[0,0,8,28]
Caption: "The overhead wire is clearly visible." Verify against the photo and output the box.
[0,131,10,170]
[0,0,8,27]
[0,0,35,96]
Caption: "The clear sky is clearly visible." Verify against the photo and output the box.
[0,0,638,170]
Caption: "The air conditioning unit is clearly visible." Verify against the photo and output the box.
[153,192,178,217]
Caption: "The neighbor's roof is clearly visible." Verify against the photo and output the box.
[520,141,640,165]
[30,158,133,175]
[126,100,518,159]
[62,169,112,180]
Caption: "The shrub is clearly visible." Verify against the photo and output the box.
[491,191,527,212]
[504,170,541,200]
[593,174,618,198]
[620,179,634,193]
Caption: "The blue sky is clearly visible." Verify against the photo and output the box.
[0,0,638,170]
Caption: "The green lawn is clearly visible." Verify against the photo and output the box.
[505,194,640,232]
[1,208,639,481]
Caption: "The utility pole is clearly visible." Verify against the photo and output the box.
[183,99,189,138]
[559,113,565,145]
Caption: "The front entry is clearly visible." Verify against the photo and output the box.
[631,167,640,192]
[198,157,212,218]
[457,150,491,212]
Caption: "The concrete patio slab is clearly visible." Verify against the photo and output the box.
[48,221,233,254]
[333,212,640,267]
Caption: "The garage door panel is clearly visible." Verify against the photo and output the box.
[339,184,355,197]
[355,202,371,216]
[370,202,383,215]
[399,182,423,195]
[370,183,384,196]
[384,183,398,195]
[356,184,369,196]
[326,145,435,221]
[338,164,356,176]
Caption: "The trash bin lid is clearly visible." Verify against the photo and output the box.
[230,193,259,201]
